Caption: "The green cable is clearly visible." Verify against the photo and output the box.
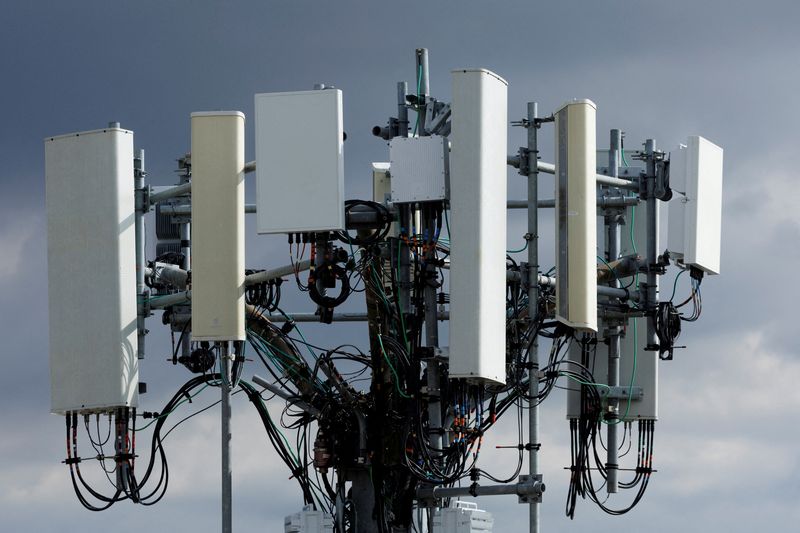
[596,255,621,284]
[276,308,317,360]
[507,241,529,254]
[377,334,412,399]
[370,267,394,313]
[248,330,318,387]
[604,318,638,426]
[669,269,687,302]
[559,373,611,391]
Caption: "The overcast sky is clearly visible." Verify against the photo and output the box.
[2,1,799,532]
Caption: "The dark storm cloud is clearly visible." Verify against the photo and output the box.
[1,1,798,531]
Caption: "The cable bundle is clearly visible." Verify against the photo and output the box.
[245,270,282,312]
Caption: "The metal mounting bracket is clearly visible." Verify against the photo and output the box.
[598,386,644,401]
[518,474,544,504]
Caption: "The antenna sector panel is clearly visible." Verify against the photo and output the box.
[255,89,345,234]
[448,68,508,384]
[45,127,138,414]
[554,100,598,332]
[190,111,246,342]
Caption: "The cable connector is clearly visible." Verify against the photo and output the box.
[689,265,704,283]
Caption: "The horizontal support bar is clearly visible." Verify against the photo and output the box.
[148,261,311,309]
[503,270,639,302]
[507,195,639,210]
[148,160,254,207]
[148,182,192,205]
[599,386,644,401]
[163,198,639,217]
[596,254,643,284]
[416,478,545,500]
[147,290,191,310]
[536,160,638,190]
[159,204,388,228]
[537,274,639,302]
[267,311,450,323]
[245,260,311,286]
[145,263,189,289]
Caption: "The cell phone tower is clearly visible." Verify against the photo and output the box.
[45,49,722,533]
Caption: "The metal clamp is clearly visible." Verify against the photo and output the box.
[517,474,545,504]
[598,386,644,401]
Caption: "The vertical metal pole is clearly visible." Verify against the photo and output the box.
[221,342,232,533]
[133,146,147,360]
[415,48,430,97]
[397,81,409,137]
[423,205,443,459]
[414,48,429,133]
[179,167,191,359]
[605,129,622,493]
[398,206,412,314]
[526,102,541,533]
[644,140,659,349]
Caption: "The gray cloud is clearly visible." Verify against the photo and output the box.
[1,1,797,531]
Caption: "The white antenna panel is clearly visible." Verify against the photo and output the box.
[389,135,448,203]
[255,89,345,234]
[554,100,598,332]
[190,112,246,341]
[448,68,508,384]
[45,127,138,414]
[667,135,723,274]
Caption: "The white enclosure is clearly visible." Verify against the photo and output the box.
[255,89,345,234]
[46,127,138,414]
[190,112,246,342]
[389,135,448,202]
[554,100,598,332]
[448,68,508,384]
[668,135,723,275]
[432,501,494,532]
[284,508,334,533]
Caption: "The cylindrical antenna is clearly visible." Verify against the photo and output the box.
[397,81,409,137]
[415,48,430,97]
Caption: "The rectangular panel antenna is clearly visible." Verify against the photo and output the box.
[389,135,448,203]
[191,112,246,341]
[46,127,138,414]
[255,89,345,234]
[555,100,598,332]
[449,68,508,384]
[667,135,723,274]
